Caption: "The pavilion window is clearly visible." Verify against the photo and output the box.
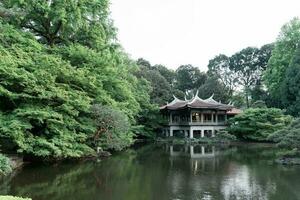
[203,114,212,122]
[218,114,225,122]
[192,112,201,122]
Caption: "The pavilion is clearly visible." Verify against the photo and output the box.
[160,92,241,138]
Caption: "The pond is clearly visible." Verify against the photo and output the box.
[1,143,300,200]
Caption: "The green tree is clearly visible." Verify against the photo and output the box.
[207,54,238,95]
[280,45,300,116]
[135,65,172,105]
[175,65,207,92]
[264,18,300,103]
[0,0,156,159]
[228,108,292,141]
[0,23,96,158]
[1,0,113,47]
[198,77,231,103]
[229,46,271,108]
[152,64,175,85]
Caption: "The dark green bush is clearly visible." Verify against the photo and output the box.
[228,108,292,141]
[268,118,300,157]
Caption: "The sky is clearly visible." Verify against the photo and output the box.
[110,0,300,71]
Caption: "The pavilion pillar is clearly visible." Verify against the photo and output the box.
[190,145,194,156]
[170,127,174,137]
[189,128,194,138]
[185,130,189,138]
[201,113,204,123]
[212,129,215,137]
[216,112,218,124]
[201,130,204,138]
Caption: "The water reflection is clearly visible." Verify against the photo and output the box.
[169,145,217,158]
[1,144,300,200]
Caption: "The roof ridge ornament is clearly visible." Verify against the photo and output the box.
[208,93,214,99]
[195,90,199,98]
[173,95,179,101]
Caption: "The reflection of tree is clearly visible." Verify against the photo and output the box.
[220,144,300,200]
[1,163,97,200]
[0,145,172,200]
[1,144,300,200]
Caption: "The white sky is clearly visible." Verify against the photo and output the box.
[110,0,300,71]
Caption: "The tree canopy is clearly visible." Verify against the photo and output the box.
[264,18,300,102]
[0,1,156,159]
[280,45,300,116]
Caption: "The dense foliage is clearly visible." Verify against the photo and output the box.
[91,104,132,151]
[228,108,292,141]
[268,119,300,157]
[264,18,300,105]
[280,45,300,116]
[0,1,156,159]
[0,154,11,175]
[262,18,300,114]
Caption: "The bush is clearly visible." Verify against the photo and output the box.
[268,118,300,157]
[215,131,237,142]
[228,108,292,141]
[0,154,12,175]
[91,104,133,151]
[0,196,31,200]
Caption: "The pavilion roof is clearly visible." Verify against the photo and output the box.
[160,92,234,111]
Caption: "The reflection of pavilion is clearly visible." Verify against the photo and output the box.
[169,145,217,158]
[167,145,221,175]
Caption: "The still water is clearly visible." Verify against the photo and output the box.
[1,143,300,200]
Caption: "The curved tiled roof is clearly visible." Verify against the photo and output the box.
[160,93,234,111]
[227,108,242,115]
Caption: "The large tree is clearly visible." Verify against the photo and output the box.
[264,18,300,102]
[1,0,114,47]
[280,45,300,116]
[198,77,231,103]
[136,67,172,105]
[0,1,156,159]
[175,65,207,92]
[229,46,272,107]
[207,54,238,95]
[152,64,175,85]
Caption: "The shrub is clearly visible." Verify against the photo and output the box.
[0,154,12,175]
[268,118,300,157]
[91,104,133,151]
[228,108,292,141]
[215,131,237,142]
